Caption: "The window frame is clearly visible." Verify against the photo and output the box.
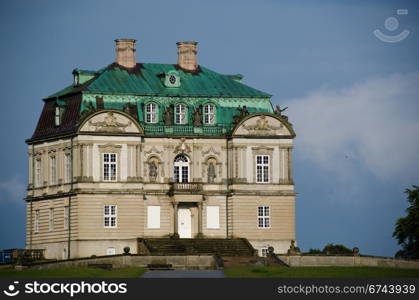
[35,158,42,188]
[103,153,117,182]
[260,248,269,257]
[256,155,270,183]
[54,106,62,126]
[203,103,216,125]
[145,102,158,124]
[64,153,72,183]
[104,205,117,228]
[49,208,54,231]
[34,209,40,233]
[50,156,57,185]
[173,155,190,183]
[64,206,69,230]
[257,206,270,229]
[174,103,187,125]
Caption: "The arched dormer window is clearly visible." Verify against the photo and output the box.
[174,103,187,124]
[203,103,215,125]
[145,102,158,123]
[174,154,189,183]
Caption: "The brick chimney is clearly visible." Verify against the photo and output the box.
[115,39,136,68]
[176,41,198,71]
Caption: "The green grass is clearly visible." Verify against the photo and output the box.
[0,266,146,278]
[224,266,419,278]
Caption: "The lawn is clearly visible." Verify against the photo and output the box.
[0,266,146,278]
[224,266,419,278]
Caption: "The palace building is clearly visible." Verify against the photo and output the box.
[25,39,296,259]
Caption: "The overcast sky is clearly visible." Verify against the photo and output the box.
[0,0,418,257]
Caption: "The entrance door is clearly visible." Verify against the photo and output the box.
[178,208,192,238]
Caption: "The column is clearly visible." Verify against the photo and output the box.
[197,202,203,236]
[172,201,178,235]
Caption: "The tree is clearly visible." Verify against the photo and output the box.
[393,185,419,259]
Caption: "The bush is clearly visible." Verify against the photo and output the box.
[322,244,353,255]
[307,248,322,254]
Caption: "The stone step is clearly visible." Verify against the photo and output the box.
[139,238,255,256]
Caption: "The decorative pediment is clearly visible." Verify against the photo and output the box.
[79,111,142,134]
[233,114,293,137]
[174,137,191,154]
[144,146,163,156]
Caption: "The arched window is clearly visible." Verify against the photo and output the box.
[174,155,189,183]
[203,104,215,125]
[145,103,158,123]
[174,104,187,124]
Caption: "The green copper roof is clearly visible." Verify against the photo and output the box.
[46,63,271,99]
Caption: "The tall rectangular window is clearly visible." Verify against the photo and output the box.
[50,156,57,185]
[103,153,117,181]
[175,104,187,124]
[204,104,215,125]
[65,153,72,183]
[64,206,69,230]
[34,210,40,233]
[35,159,42,187]
[258,206,270,228]
[145,103,157,123]
[147,206,161,229]
[49,208,54,231]
[256,155,269,183]
[104,205,117,228]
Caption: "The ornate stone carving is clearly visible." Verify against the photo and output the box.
[174,138,191,154]
[202,146,220,156]
[88,112,131,133]
[243,115,282,135]
[207,162,216,183]
[148,161,158,182]
[192,107,202,126]
[144,146,163,155]
[164,106,173,125]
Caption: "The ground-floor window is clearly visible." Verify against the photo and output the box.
[104,205,117,228]
[260,248,269,257]
[106,247,116,255]
[257,206,270,228]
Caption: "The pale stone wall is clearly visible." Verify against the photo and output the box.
[29,255,215,270]
[26,112,295,258]
[280,256,419,269]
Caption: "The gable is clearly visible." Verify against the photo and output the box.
[78,110,143,134]
[233,114,295,137]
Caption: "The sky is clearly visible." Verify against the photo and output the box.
[0,0,418,257]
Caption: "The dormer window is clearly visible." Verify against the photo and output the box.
[174,103,187,124]
[164,71,180,88]
[55,105,63,126]
[73,73,79,86]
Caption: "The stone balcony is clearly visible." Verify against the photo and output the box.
[169,182,203,194]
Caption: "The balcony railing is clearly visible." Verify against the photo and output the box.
[169,182,203,193]
[144,125,226,136]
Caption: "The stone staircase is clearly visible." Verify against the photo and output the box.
[138,238,255,256]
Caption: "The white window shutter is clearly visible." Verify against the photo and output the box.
[147,206,160,229]
[206,206,220,229]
